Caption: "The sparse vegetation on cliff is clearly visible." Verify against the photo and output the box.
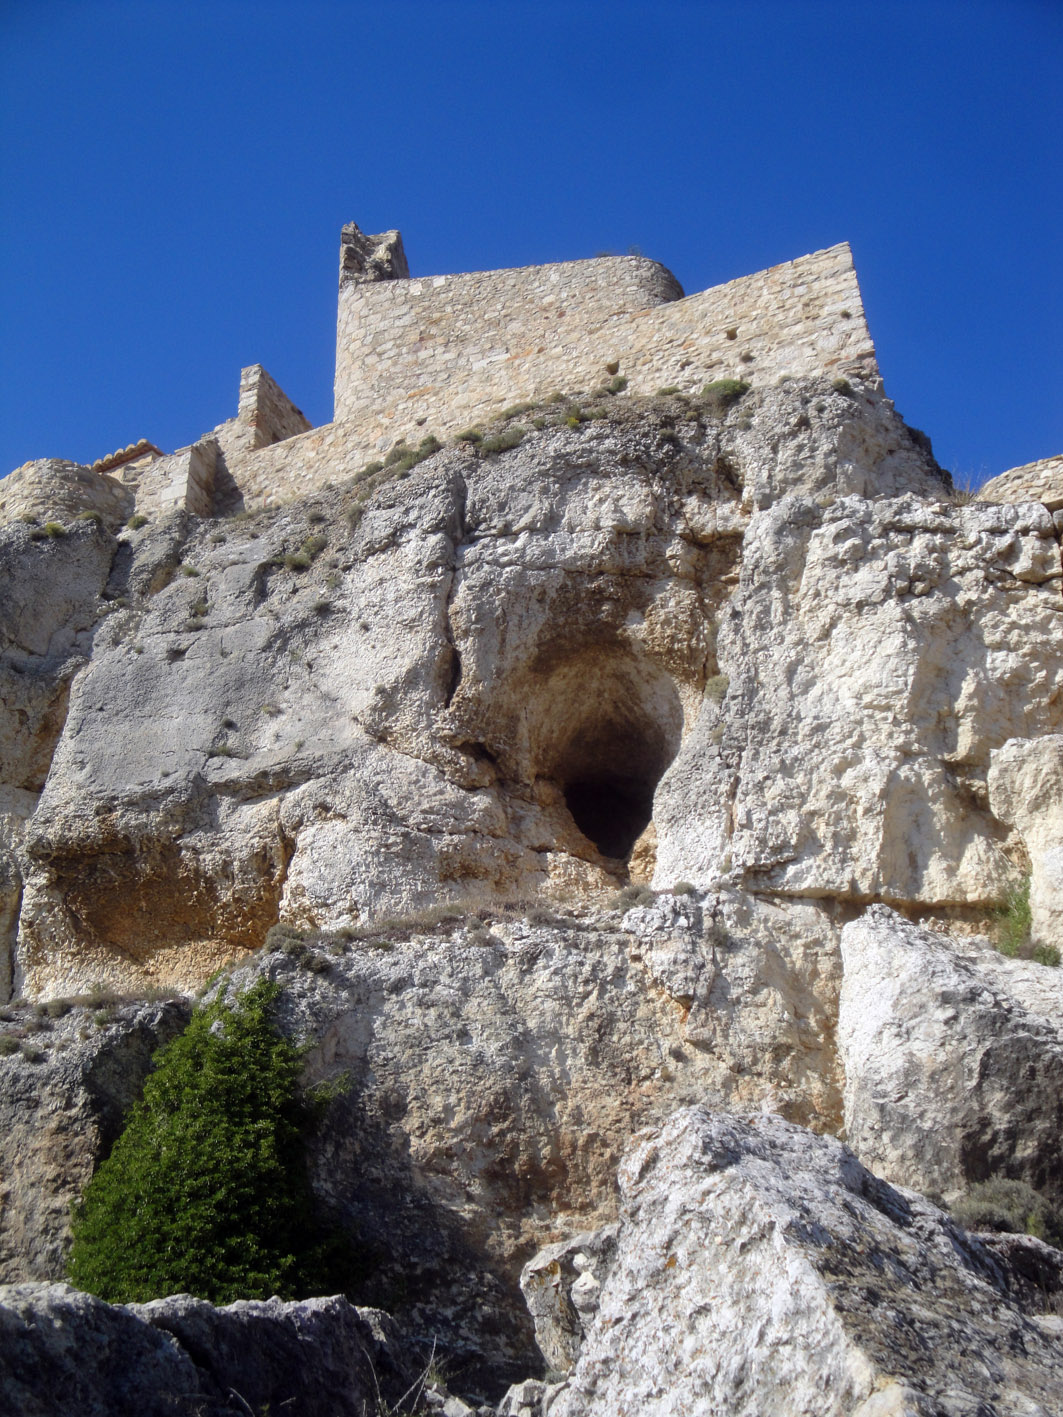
[952,1177,1063,1246]
[700,379,750,416]
[995,875,1032,958]
[67,978,351,1305]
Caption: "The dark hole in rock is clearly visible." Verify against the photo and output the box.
[563,774,656,860]
[527,653,684,862]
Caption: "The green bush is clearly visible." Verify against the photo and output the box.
[609,883,656,911]
[126,513,149,530]
[952,1178,1063,1246]
[1034,943,1061,967]
[44,522,67,538]
[67,978,344,1304]
[700,379,750,416]
[380,434,442,476]
[481,428,525,455]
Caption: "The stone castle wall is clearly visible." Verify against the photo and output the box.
[979,454,1063,512]
[333,253,685,423]
[233,241,876,510]
[1,237,879,518]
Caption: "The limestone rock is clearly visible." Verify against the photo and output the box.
[987,733,1063,949]
[0,1283,412,1417]
[0,888,844,1386]
[264,890,841,1382]
[838,905,1063,1204]
[2,382,975,1000]
[547,1108,1063,1417]
[0,459,133,530]
[655,495,1063,905]
[518,1225,618,1374]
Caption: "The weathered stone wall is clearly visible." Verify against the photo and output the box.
[233,243,876,510]
[0,461,132,529]
[334,252,684,424]
[0,365,313,526]
[132,440,217,518]
[979,452,1063,510]
[212,363,313,469]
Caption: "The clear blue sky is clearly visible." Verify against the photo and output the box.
[1,0,1059,488]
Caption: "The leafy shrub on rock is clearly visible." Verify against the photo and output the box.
[952,1178,1063,1247]
[67,978,348,1304]
[700,378,750,417]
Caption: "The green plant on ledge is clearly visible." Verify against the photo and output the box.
[994,875,1032,958]
[952,1177,1063,1247]
[700,379,750,416]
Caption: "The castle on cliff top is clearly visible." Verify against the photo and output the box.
[3,222,1054,522]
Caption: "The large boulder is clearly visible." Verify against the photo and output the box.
[838,905,1063,1204]
[0,1283,410,1417]
[541,1109,1063,1417]
[655,495,1063,906]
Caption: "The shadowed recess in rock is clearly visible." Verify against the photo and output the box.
[532,655,684,861]
[562,774,655,860]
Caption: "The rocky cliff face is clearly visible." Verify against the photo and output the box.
[2,374,1063,1413]
[4,376,1020,1000]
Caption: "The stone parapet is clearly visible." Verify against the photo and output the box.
[979,453,1063,511]
[0,460,133,528]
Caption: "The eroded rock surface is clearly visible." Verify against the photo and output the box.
[839,906,1063,1205]
[542,1109,1063,1417]
[988,733,1063,946]
[244,889,840,1384]
[656,494,1063,904]
[0,379,977,1000]
[3,370,1063,1414]
[0,1283,412,1417]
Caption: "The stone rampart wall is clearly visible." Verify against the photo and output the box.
[134,441,217,518]
[213,364,312,467]
[979,454,1063,511]
[334,253,684,423]
[0,461,133,528]
[233,243,876,509]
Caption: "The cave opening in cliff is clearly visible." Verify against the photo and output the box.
[562,772,657,859]
[532,652,684,863]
